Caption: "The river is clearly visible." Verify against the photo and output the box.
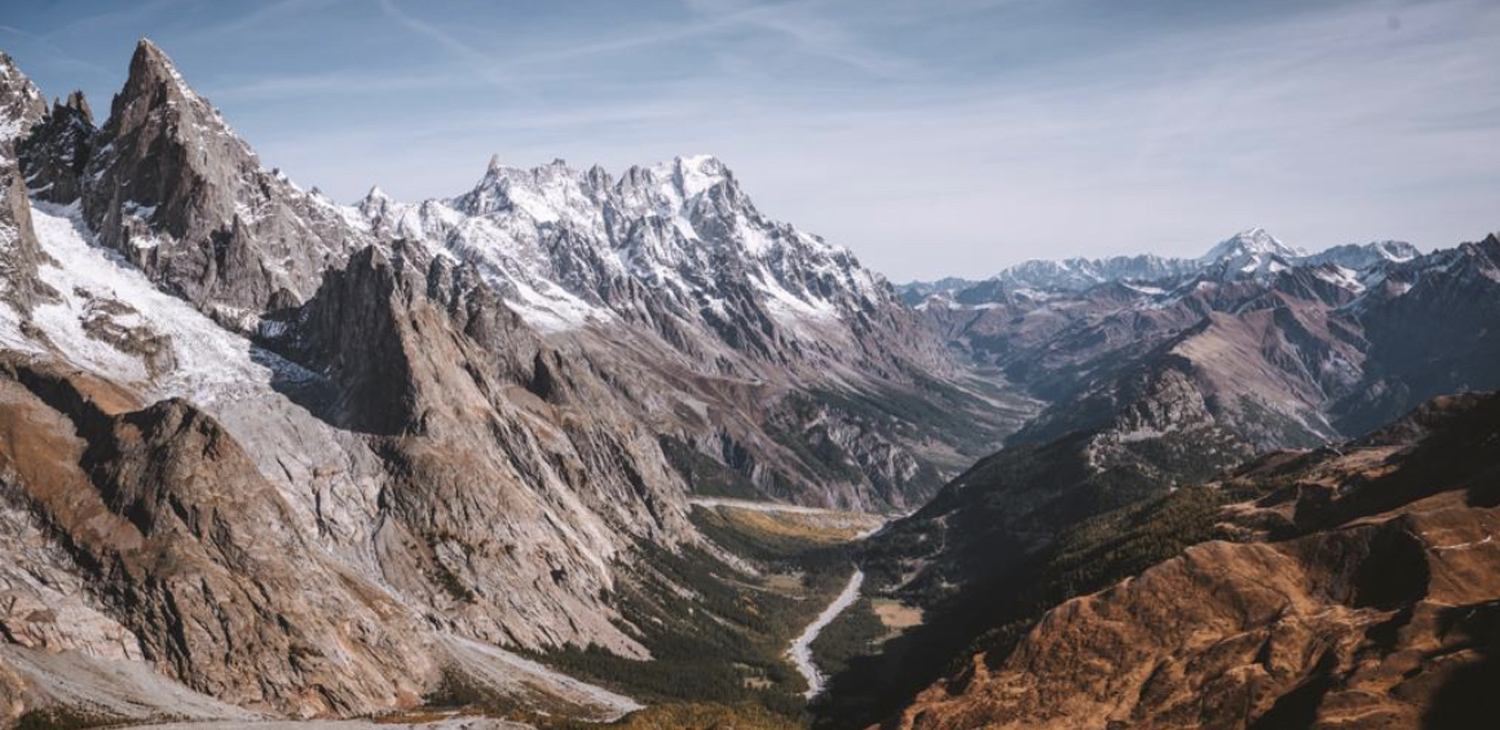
[787,568,866,699]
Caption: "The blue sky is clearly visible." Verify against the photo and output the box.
[3,0,1498,281]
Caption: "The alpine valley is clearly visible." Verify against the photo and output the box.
[0,39,1497,730]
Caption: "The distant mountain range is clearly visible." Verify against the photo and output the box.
[898,226,1420,301]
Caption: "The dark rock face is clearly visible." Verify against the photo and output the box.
[17,90,95,204]
[262,246,423,435]
[259,243,575,437]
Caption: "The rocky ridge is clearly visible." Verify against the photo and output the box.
[891,392,1500,730]
[20,41,376,325]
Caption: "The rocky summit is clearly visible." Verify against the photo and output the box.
[0,31,1496,730]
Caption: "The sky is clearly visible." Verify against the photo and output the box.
[2,0,1498,281]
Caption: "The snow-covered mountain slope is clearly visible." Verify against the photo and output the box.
[357,153,907,377]
[0,201,299,397]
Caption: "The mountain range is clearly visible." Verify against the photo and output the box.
[0,39,1497,730]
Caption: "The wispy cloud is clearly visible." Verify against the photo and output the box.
[376,0,526,94]
[207,70,456,102]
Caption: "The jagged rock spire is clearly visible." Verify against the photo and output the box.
[0,52,47,155]
[63,90,93,123]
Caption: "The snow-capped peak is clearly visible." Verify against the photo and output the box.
[1199,227,1305,264]
[1367,240,1420,263]
[454,156,596,222]
[132,39,205,106]
[357,185,396,221]
[663,154,730,200]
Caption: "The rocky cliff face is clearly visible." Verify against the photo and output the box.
[19,41,375,323]
[889,392,1500,730]
[0,355,437,715]
[258,240,694,656]
[0,53,51,319]
[17,91,93,206]
[0,350,654,724]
